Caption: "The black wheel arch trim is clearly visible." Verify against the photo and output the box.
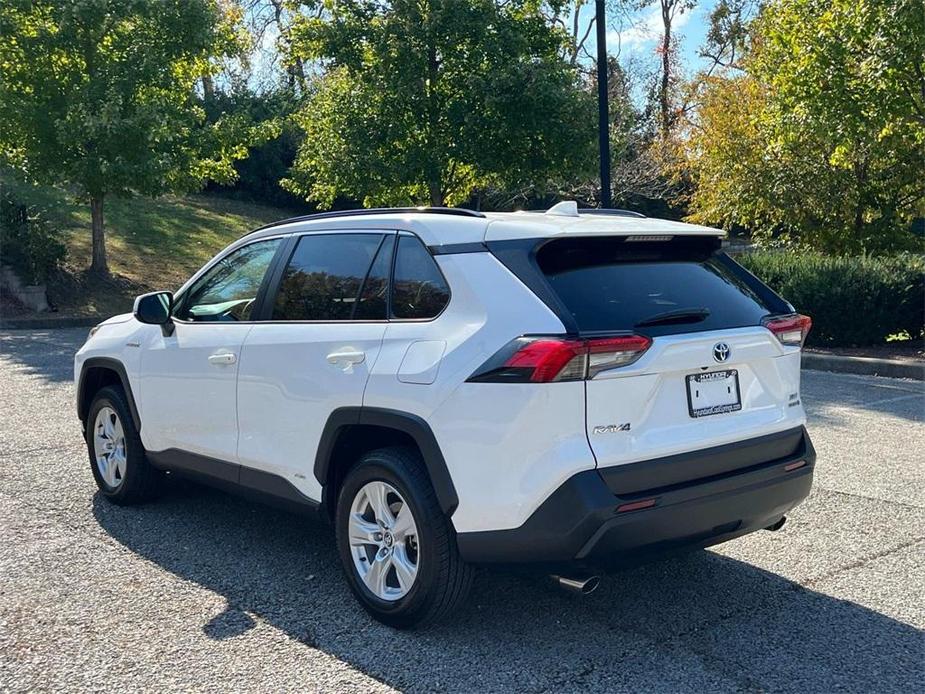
[77,357,142,433]
[314,406,460,517]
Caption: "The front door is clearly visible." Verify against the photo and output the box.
[137,238,282,461]
[236,232,393,501]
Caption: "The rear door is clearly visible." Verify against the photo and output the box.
[235,232,392,502]
[534,236,806,469]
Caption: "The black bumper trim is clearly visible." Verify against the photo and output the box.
[456,426,815,566]
[598,426,806,496]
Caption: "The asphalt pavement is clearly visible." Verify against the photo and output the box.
[0,328,922,693]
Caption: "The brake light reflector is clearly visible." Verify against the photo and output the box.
[763,314,812,347]
[468,334,652,383]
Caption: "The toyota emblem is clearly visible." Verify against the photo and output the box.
[713,342,730,363]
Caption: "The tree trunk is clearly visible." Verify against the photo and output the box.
[660,0,673,137]
[854,153,868,241]
[425,23,443,208]
[90,195,109,276]
[289,57,306,92]
[428,181,443,207]
[201,75,215,101]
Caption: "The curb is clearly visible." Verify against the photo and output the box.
[0,317,100,330]
[802,353,924,381]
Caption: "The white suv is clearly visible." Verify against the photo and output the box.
[75,202,815,628]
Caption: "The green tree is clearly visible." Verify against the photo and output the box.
[281,0,596,208]
[0,0,267,275]
[686,0,925,252]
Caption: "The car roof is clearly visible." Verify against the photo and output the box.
[238,204,724,251]
[481,211,723,244]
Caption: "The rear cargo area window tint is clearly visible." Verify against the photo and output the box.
[536,237,775,335]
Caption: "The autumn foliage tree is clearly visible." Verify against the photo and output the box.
[685,0,925,252]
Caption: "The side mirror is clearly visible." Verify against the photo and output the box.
[134,291,174,335]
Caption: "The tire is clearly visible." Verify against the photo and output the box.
[85,385,163,505]
[335,446,474,628]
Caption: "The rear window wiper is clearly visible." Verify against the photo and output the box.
[634,307,711,328]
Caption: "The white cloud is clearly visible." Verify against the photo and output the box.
[606,4,694,55]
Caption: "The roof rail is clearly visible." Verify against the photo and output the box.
[578,208,646,219]
[246,206,486,236]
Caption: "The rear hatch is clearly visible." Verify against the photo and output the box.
[531,235,809,479]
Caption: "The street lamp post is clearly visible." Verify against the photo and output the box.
[595,0,611,208]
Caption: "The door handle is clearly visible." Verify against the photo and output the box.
[208,352,237,365]
[326,349,366,368]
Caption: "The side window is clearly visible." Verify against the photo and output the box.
[391,235,450,319]
[354,235,394,320]
[272,233,383,321]
[176,238,281,322]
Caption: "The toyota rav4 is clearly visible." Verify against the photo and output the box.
[75,202,815,628]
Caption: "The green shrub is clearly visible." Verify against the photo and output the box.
[0,191,67,284]
[737,251,924,347]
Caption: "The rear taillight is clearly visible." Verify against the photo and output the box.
[763,314,812,347]
[585,335,652,376]
[468,334,652,383]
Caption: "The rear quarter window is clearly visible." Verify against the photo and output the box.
[391,236,450,319]
[536,236,780,336]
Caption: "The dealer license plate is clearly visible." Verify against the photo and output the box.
[686,370,741,418]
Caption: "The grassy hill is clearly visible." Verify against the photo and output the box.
[2,178,302,319]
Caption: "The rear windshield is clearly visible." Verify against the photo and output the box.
[536,237,778,336]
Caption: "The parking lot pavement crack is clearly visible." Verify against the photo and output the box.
[643,591,792,653]
[528,661,598,694]
[640,537,924,653]
[704,657,766,692]
[819,487,925,511]
[653,636,767,693]
[801,537,925,590]
[650,538,925,693]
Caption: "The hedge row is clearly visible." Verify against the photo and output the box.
[736,251,924,347]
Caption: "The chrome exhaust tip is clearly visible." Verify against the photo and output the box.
[551,574,601,595]
[764,516,787,532]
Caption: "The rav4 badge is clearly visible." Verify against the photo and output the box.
[593,423,631,434]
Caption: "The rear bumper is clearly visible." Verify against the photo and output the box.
[456,426,815,568]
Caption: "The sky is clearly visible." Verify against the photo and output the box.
[586,1,717,75]
[245,1,719,93]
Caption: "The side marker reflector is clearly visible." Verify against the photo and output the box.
[616,498,657,513]
[784,460,806,472]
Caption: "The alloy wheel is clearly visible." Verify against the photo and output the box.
[348,480,419,601]
[93,406,127,489]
